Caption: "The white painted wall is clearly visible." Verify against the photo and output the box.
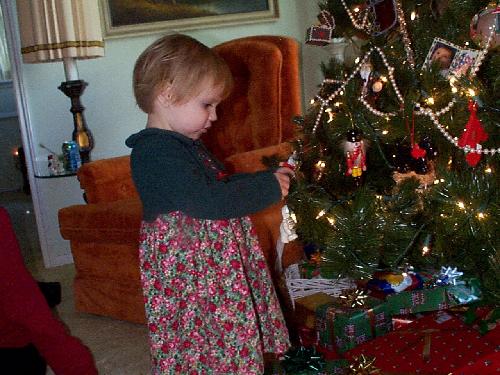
[9,0,337,267]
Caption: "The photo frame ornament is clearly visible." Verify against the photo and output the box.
[423,37,461,78]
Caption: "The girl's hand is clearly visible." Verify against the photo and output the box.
[274,167,295,198]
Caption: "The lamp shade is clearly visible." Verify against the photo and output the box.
[17,0,104,64]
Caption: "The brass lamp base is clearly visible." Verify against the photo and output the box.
[58,80,94,164]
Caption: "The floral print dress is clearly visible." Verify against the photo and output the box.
[138,211,290,374]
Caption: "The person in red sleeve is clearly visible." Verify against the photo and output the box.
[0,207,97,375]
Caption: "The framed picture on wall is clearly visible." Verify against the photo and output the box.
[100,0,279,39]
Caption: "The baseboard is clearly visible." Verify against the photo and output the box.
[46,253,74,268]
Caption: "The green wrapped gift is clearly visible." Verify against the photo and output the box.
[315,296,392,353]
[299,260,338,279]
[447,278,482,305]
[385,285,458,315]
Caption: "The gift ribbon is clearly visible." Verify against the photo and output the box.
[393,327,466,362]
[366,308,378,339]
[281,346,326,374]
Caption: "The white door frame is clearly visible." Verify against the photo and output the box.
[1,0,51,266]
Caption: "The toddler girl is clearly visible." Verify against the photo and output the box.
[126,33,292,374]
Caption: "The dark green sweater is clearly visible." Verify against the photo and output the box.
[125,128,282,221]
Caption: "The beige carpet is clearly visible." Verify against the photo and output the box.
[32,262,151,375]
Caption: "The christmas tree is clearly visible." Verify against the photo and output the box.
[287,0,499,303]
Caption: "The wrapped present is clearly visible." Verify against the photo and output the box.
[446,277,482,305]
[295,292,337,329]
[451,351,500,374]
[385,284,456,315]
[315,295,392,353]
[344,310,500,374]
[385,277,481,316]
[299,260,338,279]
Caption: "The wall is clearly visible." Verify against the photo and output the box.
[15,0,332,267]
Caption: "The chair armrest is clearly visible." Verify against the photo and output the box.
[77,156,138,204]
[58,199,142,243]
[224,142,293,174]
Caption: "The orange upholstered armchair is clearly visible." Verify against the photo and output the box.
[58,35,303,324]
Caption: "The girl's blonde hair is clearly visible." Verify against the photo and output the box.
[133,34,233,114]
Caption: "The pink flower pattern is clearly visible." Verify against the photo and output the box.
[139,212,290,374]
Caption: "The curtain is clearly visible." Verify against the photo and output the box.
[16,0,104,64]
[0,5,11,80]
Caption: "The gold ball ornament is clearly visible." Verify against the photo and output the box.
[371,80,384,93]
[470,4,500,49]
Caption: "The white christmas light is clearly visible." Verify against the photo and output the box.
[316,209,326,219]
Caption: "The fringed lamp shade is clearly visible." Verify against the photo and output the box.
[16,0,105,164]
[17,0,104,65]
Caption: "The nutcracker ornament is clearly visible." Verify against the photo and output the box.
[343,128,367,179]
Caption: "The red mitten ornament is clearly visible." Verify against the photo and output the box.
[458,100,488,167]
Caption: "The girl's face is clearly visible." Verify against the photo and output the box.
[157,81,224,140]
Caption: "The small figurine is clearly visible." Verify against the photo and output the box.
[343,128,367,178]
[48,154,64,175]
[279,205,298,243]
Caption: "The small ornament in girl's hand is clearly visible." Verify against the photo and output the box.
[280,151,298,171]
[343,129,367,178]
[216,171,229,181]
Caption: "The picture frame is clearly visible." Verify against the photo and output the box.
[423,37,460,78]
[449,49,480,77]
[100,0,279,39]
